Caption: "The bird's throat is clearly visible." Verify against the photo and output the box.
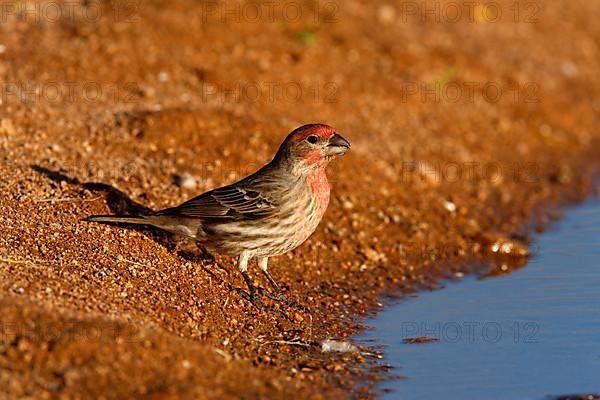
[305,167,331,210]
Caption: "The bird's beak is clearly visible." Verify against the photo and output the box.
[326,133,351,157]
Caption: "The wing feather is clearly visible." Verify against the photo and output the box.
[156,181,280,221]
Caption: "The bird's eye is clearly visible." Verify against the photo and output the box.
[307,135,318,144]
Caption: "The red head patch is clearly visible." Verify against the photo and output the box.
[287,124,336,142]
[273,123,346,172]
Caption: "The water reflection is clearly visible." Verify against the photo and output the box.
[359,200,600,400]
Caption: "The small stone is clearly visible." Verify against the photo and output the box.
[413,161,441,186]
[403,336,439,344]
[443,200,457,213]
[174,172,198,190]
[363,247,379,261]
[321,339,360,353]
[157,71,169,82]
[479,233,529,257]
[0,118,16,136]
[561,61,578,77]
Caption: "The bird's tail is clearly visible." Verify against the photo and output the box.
[84,214,150,225]
[84,213,200,238]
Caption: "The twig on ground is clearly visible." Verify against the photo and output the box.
[35,195,103,203]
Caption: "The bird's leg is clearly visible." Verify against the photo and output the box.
[195,242,216,263]
[236,252,262,306]
[241,271,255,295]
[257,257,281,293]
[257,257,307,311]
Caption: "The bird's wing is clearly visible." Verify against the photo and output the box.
[156,181,280,221]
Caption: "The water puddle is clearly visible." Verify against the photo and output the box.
[359,200,600,399]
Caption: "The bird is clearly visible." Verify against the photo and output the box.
[85,124,351,302]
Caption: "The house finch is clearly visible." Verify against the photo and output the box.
[86,124,350,301]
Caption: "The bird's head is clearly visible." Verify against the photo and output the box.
[275,124,351,173]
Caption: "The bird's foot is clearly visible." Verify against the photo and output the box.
[195,243,216,263]
[235,288,294,320]
[234,287,264,309]
[257,287,308,312]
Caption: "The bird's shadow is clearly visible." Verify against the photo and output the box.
[31,164,214,266]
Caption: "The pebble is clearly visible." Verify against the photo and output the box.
[174,172,198,189]
[479,233,529,257]
[363,247,381,262]
[342,199,354,210]
[0,118,16,136]
[561,61,578,77]
[414,161,441,186]
[321,340,360,353]
[443,200,457,213]
[157,71,169,82]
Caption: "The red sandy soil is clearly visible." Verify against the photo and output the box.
[1,0,600,398]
